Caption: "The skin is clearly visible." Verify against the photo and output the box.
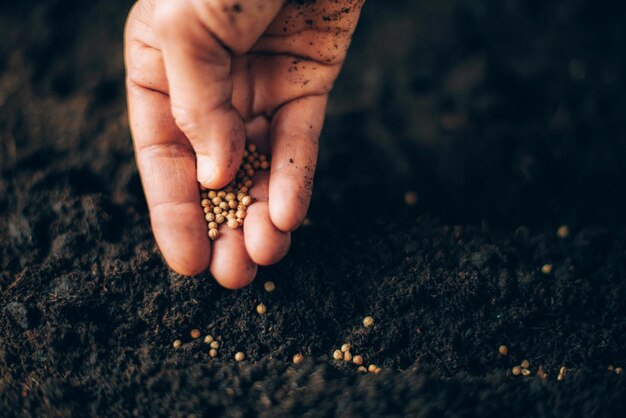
[125,0,365,288]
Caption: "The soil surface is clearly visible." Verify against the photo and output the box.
[2,0,626,417]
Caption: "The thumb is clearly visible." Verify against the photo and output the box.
[153,0,285,189]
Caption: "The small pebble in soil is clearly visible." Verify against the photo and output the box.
[357,366,367,373]
[264,281,276,293]
[353,355,364,366]
[172,340,182,349]
[498,345,508,356]
[541,264,553,274]
[404,191,418,206]
[333,350,343,360]
[521,359,530,369]
[512,366,521,376]
[235,352,245,362]
[203,335,214,344]
[190,329,201,339]
[344,351,353,362]
[210,341,219,349]
[341,343,351,353]
[209,349,218,358]
[558,366,567,381]
[292,353,304,365]
[557,225,570,238]
[363,316,374,328]
[256,303,267,315]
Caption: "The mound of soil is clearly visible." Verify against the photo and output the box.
[1,0,626,416]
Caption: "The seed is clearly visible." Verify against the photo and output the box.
[367,364,378,373]
[557,366,566,381]
[209,229,219,240]
[541,264,553,274]
[521,368,531,377]
[498,345,508,356]
[353,355,364,366]
[237,192,246,201]
[244,179,253,188]
[225,193,236,202]
[557,225,570,238]
[616,367,624,375]
[205,213,215,222]
[208,222,218,230]
[236,210,246,219]
[210,341,219,349]
[203,206,212,214]
[302,218,312,226]
[201,199,211,207]
[512,366,521,376]
[264,281,276,292]
[521,359,530,369]
[248,144,257,153]
[219,202,229,210]
[363,316,374,328]
[212,197,222,205]
[261,161,269,170]
[404,191,418,206]
[229,200,238,209]
[217,191,226,198]
[373,367,382,374]
[209,349,218,358]
[344,351,353,362]
[332,350,343,361]
[203,335,214,344]
[227,218,239,229]
[292,353,304,364]
[172,340,182,349]
[241,196,252,206]
[537,366,548,381]
[190,329,201,339]
[213,207,222,215]
[208,191,217,199]
[357,366,367,373]
[341,343,351,353]
[216,214,225,224]
[235,352,245,362]
[256,303,267,315]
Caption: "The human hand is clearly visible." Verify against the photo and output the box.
[125,0,364,288]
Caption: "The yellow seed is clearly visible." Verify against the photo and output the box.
[498,345,508,356]
[208,222,218,230]
[217,191,226,198]
[264,281,276,292]
[209,349,218,358]
[216,214,226,224]
[341,344,351,353]
[213,207,222,215]
[363,316,374,328]
[210,341,219,349]
[236,210,246,220]
[212,197,222,205]
[203,335,214,344]
[292,353,304,364]
[616,367,624,375]
[373,367,382,374]
[237,192,245,201]
[367,364,377,373]
[512,366,521,376]
[241,196,252,207]
[203,206,212,214]
[256,303,267,315]
[209,229,219,240]
[201,199,211,207]
[229,200,238,209]
[521,368,531,377]
[261,161,269,170]
[172,340,182,349]
[239,187,249,194]
[235,352,245,362]
[357,366,367,374]
[332,350,343,360]
[227,218,239,229]
[248,144,257,153]
[541,264,553,274]
[244,179,253,187]
[190,329,201,339]
[208,191,217,199]
[353,355,364,366]
[557,225,570,238]
[344,351,353,362]
[225,193,236,202]
[219,202,228,210]
[404,191,418,206]
[521,359,530,369]
[205,213,216,222]
[557,366,566,381]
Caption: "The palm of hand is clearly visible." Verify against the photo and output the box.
[125,0,364,287]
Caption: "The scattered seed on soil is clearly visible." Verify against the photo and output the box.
[235,352,245,362]
[190,329,201,339]
[521,359,530,369]
[521,368,531,377]
[367,364,378,373]
[341,343,351,353]
[363,316,374,327]
[292,353,304,365]
[203,335,214,344]
[209,349,217,358]
[498,345,508,356]
[256,303,267,315]
[616,367,623,374]
[557,366,567,381]
[353,355,364,366]
[344,351,353,362]
[512,366,521,376]
[210,341,219,349]
[557,225,570,238]
[172,340,182,349]
[357,366,367,374]
[333,350,343,361]
[264,281,276,293]
[541,264,553,274]
[404,191,418,206]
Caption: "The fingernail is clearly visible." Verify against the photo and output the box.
[197,154,215,187]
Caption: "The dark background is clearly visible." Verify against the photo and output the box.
[1,1,626,416]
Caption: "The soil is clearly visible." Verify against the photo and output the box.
[2,0,626,417]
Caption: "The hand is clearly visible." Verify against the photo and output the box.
[125,0,364,288]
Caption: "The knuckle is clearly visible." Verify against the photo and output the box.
[170,104,200,137]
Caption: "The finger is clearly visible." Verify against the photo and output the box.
[152,0,285,189]
[210,225,257,289]
[269,95,327,232]
[126,5,211,276]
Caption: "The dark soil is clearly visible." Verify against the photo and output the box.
[2,0,626,416]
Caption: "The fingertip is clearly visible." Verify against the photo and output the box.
[269,192,308,232]
[245,203,291,265]
[211,262,258,290]
[210,228,258,289]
